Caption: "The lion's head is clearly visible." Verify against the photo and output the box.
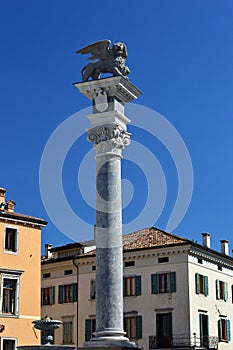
[112,42,128,59]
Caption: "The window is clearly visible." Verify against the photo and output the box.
[58,284,77,303]
[43,273,51,279]
[218,319,231,342]
[158,257,169,263]
[85,319,96,341]
[41,287,55,305]
[64,269,73,275]
[198,259,203,264]
[0,274,21,315]
[63,321,73,344]
[1,338,17,350]
[195,273,208,296]
[216,280,228,301]
[151,272,176,294]
[218,266,222,271]
[124,261,135,267]
[92,266,96,271]
[1,277,20,315]
[124,316,142,340]
[123,276,141,297]
[90,279,96,300]
[4,227,18,253]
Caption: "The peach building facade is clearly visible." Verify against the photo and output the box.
[0,188,47,350]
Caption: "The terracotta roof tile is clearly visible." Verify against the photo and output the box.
[76,227,189,258]
[0,210,47,225]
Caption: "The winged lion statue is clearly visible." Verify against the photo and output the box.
[77,40,130,82]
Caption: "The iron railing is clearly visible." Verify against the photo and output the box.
[149,333,218,349]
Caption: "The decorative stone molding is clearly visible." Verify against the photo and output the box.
[87,124,131,150]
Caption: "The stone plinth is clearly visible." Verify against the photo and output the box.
[74,76,142,349]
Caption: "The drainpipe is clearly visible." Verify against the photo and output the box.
[72,255,79,347]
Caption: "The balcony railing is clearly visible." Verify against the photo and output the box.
[149,333,218,349]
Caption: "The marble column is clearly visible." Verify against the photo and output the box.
[74,76,142,348]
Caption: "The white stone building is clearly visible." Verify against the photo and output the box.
[41,227,233,350]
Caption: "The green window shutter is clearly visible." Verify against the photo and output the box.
[85,319,92,341]
[199,314,203,341]
[168,313,172,339]
[123,277,126,296]
[204,276,208,296]
[226,319,231,341]
[136,315,142,339]
[195,273,200,294]
[50,286,55,304]
[218,320,221,341]
[72,283,78,302]
[58,285,64,304]
[135,276,141,296]
[151,274,158,294]
[216,280,220,300]
[170,272,176,293]
[224,282,228,301]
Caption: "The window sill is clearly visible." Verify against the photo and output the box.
[0,313,19,318]
[3,250,18,255]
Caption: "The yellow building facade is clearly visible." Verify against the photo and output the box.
[0,187,47,350]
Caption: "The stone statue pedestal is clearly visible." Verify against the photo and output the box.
[74,76,142,350]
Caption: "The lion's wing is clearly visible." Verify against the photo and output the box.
[77,40,111,60]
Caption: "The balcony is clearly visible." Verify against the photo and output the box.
[149,334,218,349]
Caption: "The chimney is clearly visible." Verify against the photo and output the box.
[202,233,210,248]
[45,244,53,258]
[220,240,229,255]
[0,188,6,210]
[6,200,16,212]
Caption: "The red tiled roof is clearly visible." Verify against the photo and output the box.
[122,227,188,250]
[76,227,189,258]
[0,210,47,225]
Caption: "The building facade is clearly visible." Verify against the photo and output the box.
[0,187,47,350]
[42,228,233,350]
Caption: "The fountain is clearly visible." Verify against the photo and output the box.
[18,317,76,350]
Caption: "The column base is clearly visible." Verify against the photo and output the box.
[81,344,141,350]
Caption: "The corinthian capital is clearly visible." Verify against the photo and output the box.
[87,124,131,150]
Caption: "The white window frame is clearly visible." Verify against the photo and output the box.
[0,337,18,350]
[0,274,20,316]
[3,225,19,255]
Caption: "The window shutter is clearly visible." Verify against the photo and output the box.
[136,315,142,339]
[123,277,126,296]
[151,274,158,294]
[135,276,141,296]
[199,314,203,341]
[58,285,64,304]
[224,282,228,301]
[218,320,221,341]
[204,276,208,296]
[170,272,176,293]
[216,280,220,300]
[85,319,92,341]
[195,273,200,294]
[50,286,55,304]
[168,313,172,338]
[226,319,231,341]
[72,283,78,302]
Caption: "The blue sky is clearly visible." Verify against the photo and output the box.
[1,1,233,254]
